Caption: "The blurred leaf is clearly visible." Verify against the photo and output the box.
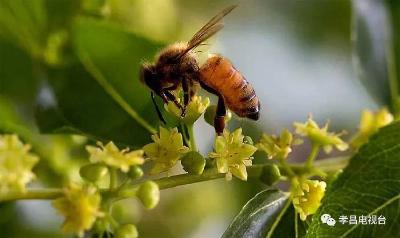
[0,39,38,103]
[270,0,351,47]
[273,205,308,238]
[222,188,290,238]
[387,0,400,115]
[0,96,35,141]
[45,0,81,31]
[307,121,400,237]
[352,0,399,112]
[0,0,47,58]
[37,18,163,147]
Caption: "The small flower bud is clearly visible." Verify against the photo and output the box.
[137,181,160,209]
[80,164,108,183]
[115,224,138,238]
[204,105,232,127]
[181,151,206,175]
[127,165,144,180]
[259,164,281,185]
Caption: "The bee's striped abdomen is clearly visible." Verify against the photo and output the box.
[199,55,260,120]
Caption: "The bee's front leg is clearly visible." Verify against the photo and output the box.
[163,90,185,116]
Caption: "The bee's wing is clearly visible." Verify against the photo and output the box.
[176,5,237,59]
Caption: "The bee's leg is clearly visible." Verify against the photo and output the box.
[151,92,166,124]
[198,81,226,135]
[215,96,226,135]
[163,90,185,115]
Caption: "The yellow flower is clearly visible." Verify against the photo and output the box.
[0,134,39,194]
[292,179,326,221]
[294,116,348,153]
[351,108,393,149]
[256,129,300,160]
[53,184,103,237]
[209,128,257,181]
[143,127,189,174]
[165,95,210,124]
[86,142,144,172]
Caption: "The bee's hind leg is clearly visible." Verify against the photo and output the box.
[214,96,226,135]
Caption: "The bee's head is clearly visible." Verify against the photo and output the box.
[139,63,159,91]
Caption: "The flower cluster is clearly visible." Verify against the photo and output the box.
[53,184,103,237]
[86,142,144,172]
[292,179,326,220]
[256,129,299,160]
[143,127,189,174]
[209,128,257,180]
[165,95,210,124]
[351,108,393,148]
[294,116,348,153]
[0,134,39,194]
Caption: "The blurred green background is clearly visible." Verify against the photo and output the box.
[0,0,384,237]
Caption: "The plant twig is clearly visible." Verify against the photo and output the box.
[186,124,197,151]
[0,155,351,202]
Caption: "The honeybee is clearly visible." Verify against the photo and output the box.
[140,5,260,135]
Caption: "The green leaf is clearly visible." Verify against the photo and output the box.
[273,205,308,238]
[36,17,163,147]
[307,121,400,237]
[352,0,400,115]
[0,0,47,58]
[222,188,290,238]
[73,17,162,134]
[352,0,390,106]
[0,39,38,103]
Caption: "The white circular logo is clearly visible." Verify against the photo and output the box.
[321,214,331,223]
[326,217,336,226]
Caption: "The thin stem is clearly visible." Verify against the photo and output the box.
[0,189,63,201]
[187,124,198,151]
[0,155,351,202]
[180,124,190,147]
[109,168,118,190]
[305,144,320,169]
[278,157,296,178]
[155,168,223,189]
